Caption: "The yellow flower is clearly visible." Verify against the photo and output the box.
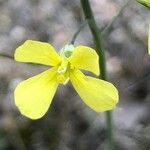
[14,40,119,119]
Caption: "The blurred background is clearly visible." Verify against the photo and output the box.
[0,0,150,149]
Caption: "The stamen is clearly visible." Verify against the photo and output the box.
[57,67,67,74]
[57,75,69,85]
[63,77,69,85]
[57,59,68,74]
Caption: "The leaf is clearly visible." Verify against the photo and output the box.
[137,0,150,9]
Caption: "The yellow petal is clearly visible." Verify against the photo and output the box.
[15,40,61,66]
[148,25,150,55]
[69,46,99,75]
[14,67,58,119]
[70,69,118,112]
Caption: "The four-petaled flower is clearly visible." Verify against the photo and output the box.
[14,40,119,119]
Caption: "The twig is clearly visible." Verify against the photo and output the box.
[70,19,89,45]
[101,0,131,37]
[0,53,13,59]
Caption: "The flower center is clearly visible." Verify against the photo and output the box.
[57,44,75,84]
[57,59,69,84]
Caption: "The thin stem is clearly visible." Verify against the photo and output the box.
[80,0,106,79]
[80,0,114,150]
[70,19,89,45]
[0,53,13,59]
[106,111,114,150]
[102,0,131,36]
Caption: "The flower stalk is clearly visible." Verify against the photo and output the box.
[70,19,89,45]
[80,0,114,149]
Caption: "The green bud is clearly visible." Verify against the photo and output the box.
[60,44,74,58]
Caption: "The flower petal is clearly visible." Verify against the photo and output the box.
[15,40,61,66]
[70,69,118,112]
[14,67,58,119]
[69,46,99,75]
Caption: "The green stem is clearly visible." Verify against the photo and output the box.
[0,53,13,59]
[70,19,89,45]
[80,0,106,79]
[106,111,114,150]
[102,0,131,37]
[80,0,114,150]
